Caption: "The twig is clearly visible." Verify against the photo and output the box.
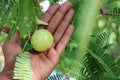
[101,9,117,33]
[59,61,70,80]
[59,61,86,80]
[100,9,120,16]
[23,34,31,51]
[103,14,117,33]
[101,9,120,44]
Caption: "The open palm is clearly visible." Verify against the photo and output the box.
[2,1,74,80]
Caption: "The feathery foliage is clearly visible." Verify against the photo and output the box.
[59,0,120,80]
[13,52,32,80]
[0,0,19,33]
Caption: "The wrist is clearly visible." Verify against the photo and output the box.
[1,65,14,80]
[0,72,10,80]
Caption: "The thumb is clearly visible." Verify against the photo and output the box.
[2,27,10,34]
[2,27,20,44]
[10,31,20,44]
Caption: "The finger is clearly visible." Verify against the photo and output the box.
[2,27,10,34]
[2,27,20,44]
[46,47,60,65]
[41,3,60,22]
[56,25,74,55]
[38,3,60,29]
[54,9,74,44]
[47,1,72,34]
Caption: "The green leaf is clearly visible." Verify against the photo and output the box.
[36,18,48,25]
[88,76,119,80]
[0,0,19,34]
[17,0,37,38]
[87,49,120,78]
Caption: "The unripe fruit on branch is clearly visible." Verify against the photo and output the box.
[31,29,53,52]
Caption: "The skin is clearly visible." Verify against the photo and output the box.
[0,1,74,80]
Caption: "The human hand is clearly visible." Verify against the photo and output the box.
[1,1,74,80]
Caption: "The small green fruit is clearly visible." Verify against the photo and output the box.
[31,29,53,52]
